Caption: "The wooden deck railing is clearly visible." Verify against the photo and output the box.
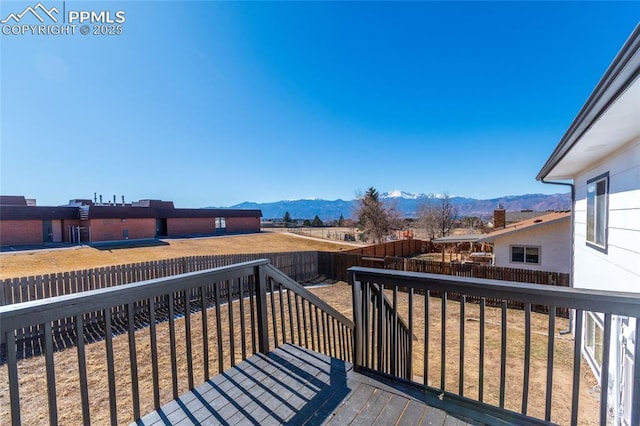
[349,266,640,426]
[0,260,353,425]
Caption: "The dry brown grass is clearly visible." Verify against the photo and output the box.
[0,232,355,279]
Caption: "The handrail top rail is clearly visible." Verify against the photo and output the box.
[0,259,270,331]
[348,266,640,317]
[264,263,354,329]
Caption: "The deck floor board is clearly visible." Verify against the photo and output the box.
[134,343,473,426]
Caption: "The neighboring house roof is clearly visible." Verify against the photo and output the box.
[505,211,551,223]
[477,212,571,243]
[537,24,640,181]
[432,234,483,244]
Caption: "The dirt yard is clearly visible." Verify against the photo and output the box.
[0,232,355,279]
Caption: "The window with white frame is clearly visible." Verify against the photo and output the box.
[215,217,226,229]
[586,173,608,251]
[510,245,540,264]
[584,312,604,375]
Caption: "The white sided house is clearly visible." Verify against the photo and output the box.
[477,211,571,274]
[537,25,640,425]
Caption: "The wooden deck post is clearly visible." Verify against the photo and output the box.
[350,269,363,370]
[254,264,270,354]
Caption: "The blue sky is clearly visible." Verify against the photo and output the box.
[1,1,638,208]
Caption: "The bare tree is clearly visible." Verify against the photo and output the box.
[354,187,401,243]
[417,193,457,240]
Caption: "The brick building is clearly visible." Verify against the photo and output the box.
[0,196,262,247]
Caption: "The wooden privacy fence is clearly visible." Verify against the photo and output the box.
[0,252,319,350]
[318,252,571,316]
[319,251,569,287]
[0,251,318,307]
[342,239,431,257]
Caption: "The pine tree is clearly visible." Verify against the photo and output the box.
[354,187,400,243]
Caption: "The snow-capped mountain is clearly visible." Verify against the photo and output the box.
[380,190,445,200]
[214,191,571,221]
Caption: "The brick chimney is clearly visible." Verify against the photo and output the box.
[494,207,506,229]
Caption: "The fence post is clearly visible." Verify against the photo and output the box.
[254,264,270,354]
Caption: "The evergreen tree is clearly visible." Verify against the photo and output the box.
[354,187,400,243]
[338,214,345,227]
[311,215,323,227]
[283,211,292,227]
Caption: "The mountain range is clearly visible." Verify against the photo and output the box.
[217,191,571,221]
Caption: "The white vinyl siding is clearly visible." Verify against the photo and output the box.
[490,217,570,273]
[573,139,640,293]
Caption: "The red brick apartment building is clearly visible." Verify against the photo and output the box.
[0,196,262,247]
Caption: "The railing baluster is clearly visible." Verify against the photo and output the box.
[315,306,322,356]
[295,293,302,347]
[408,288,414,380]
[479,297,485,402]
[278,283,286,343]
[309,300,316,352]
[326,313,333,358]
[545,305,557,421]
[302,297,309,349]
[148,298,161,409]
[227,280,235,366]
[339,320,345,360]
[168,293,179,397]
[391,286,398,376]
[500,301,507,409]
[521,302,531,414]
[322,310,329,355]
[459,295,466,396]
[127,303,140,419]
[213,282,224,372]
[332,317,338,358]
[441,292,447,391]
[599,313,612,426]
[268,278,278,347]
[248,277,257,355]
[424,290,429,387]
[184,291,194,387]
[377,283,384,372]
[237,279,247,361]
[75,314,90,423]
[287,289,294,345]
[570,309,583,426]
[104,308,118,425]
[44,322,58,425]
[368,283,372,368]
[199,286,210,380]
